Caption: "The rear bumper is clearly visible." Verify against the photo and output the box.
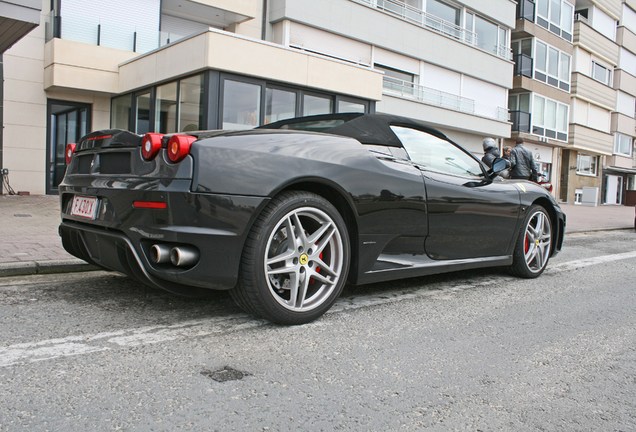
[59,190,268,293]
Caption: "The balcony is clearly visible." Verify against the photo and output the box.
[516,0,535,22]
[617,26,636,55]
[510,110,531,133]
[382,76,475,115]
[571,73,616,109]
[513,54,533,78]
[352,0,511,60]
[568,124,613,155]
[613,69,636,97]
[573,19,619,66]
[0,0,41,53]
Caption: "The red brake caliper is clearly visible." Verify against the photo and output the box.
[524,234,529,253]
[310,252,323,284]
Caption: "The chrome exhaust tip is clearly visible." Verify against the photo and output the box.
[150,244,171,264]
[170,246,199,267]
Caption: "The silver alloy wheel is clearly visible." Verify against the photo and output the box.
[523,209,552,273]
[264,206,344,312]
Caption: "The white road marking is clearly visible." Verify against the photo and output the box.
[1,251,635,368]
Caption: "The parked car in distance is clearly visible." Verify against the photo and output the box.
[59,113,566,324]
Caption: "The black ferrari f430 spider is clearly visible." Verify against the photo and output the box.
[59,113,565,324]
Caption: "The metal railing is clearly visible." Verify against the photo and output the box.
[509,110,531,133]
[353,0,511,60]
[383,76,475,114]
[513,54,533,78]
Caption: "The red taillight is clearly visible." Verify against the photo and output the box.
[141,133,164,161]
[65,143,77,165]
[167,135,196,163]
[133,201,168,209]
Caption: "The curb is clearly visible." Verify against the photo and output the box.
[0,259,98,278]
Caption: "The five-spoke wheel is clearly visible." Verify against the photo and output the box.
[510,205,552,278]
[231,191,350,324]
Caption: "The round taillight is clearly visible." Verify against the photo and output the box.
[65,143,77,165]
[141,133,164,161]
[167,135,196,163]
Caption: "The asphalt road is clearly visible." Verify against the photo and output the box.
[0,230,635,431]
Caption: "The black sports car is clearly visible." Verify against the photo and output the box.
[59,113,565,324]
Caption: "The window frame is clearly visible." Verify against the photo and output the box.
[576,154,598,176]
[536,0,574,41]
[534,39,571,91]
[591,60,612,86]
[532,94,569,142]
[614,133,633,157]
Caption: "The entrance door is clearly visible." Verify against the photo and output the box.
[604,175,623,205]
[47,101,91,194]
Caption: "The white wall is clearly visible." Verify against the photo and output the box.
[571,99,611,132]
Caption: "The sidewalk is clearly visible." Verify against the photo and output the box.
[1,194,634,277]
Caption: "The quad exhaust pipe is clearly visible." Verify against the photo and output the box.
[150,244,199,267]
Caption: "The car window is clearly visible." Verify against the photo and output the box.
[391,125,483,178]
[275,119,347,132]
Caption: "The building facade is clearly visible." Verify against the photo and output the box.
[1,0,516,195]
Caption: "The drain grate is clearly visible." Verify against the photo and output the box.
[201,366,251,382]
[13,214,32,218]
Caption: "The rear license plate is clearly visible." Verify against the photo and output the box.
[70,195,99,220]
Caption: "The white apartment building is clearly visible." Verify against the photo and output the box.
[564,0,636,206]
[1,0,516,195]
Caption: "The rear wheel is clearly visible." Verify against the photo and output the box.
[510,204,552,278]
[231,191,350,325]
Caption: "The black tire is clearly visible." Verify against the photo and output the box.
[509,204,552,278]
[230,191,350,325]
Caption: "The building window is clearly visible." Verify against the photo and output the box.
[155,82,178,134]
[179,74,203,132]
[465,13,508,57]
[375,64,416,95]
[532,94,568,141]
[536,0,574,41]
[265,87,297,125]
[534,40,571,91]
[592,61,612,86]
[614,133,633,157]
[222,80,261,130]
[303,93,332,116]
[509,93,531,132]
[111,95,131,130]
[338,99,366,113]
[135,91,151,134]
[576,154,598,176]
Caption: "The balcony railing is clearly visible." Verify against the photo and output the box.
[383,76,476,114]
[353,0,511,60]
[516,0,536,22]
[513,54,533,78]
[510,110,531,133]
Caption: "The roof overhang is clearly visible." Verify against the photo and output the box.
[0,0,41,53]
[605,166,636,174]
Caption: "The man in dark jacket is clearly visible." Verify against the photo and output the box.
[481,137,500,168]
[509,137,538,180]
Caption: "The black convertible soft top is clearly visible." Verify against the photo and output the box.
[260,113,452,148]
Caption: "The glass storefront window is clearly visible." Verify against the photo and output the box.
[338,100,365,113]
[223,80,261,130]
[155,82,178,134]
[303,94,332,116]
[265,88,297,124]
[180,74,203,132]
[111,95,131,130]
[135,92,151,134]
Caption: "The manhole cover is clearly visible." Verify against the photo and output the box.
[201,366,251,382]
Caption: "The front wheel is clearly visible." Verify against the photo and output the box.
[509,205,552,278]
[231,191,350,325]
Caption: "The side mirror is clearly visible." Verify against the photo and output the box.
[488,157,509,179]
